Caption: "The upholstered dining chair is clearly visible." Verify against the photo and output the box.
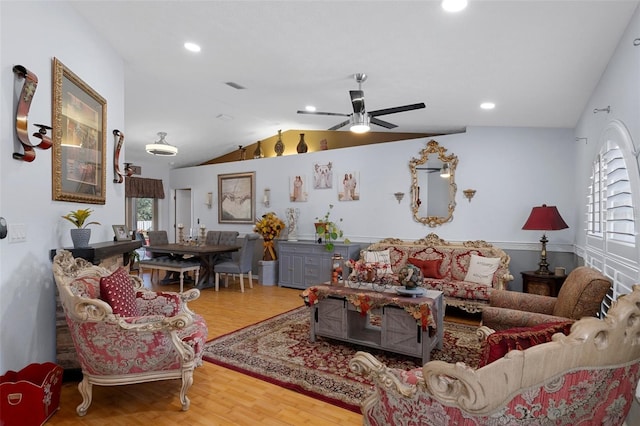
[215,231,239,263]
[482,266,612,330]
[214,233,258,292]
[52,250,208,416]
[205,230,221,245]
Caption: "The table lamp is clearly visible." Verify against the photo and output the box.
[522,204,568,275]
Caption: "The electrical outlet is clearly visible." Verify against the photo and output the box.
[8,223,26,243]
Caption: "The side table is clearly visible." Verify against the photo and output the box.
[521,271,567,297]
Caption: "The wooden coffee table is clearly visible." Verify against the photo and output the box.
[305,284,444,363]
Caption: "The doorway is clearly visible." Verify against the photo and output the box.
[175,188,192,242]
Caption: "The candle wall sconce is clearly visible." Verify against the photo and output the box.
[463,189,476,202]
[263,188,271,208]
[394,192,405,204]
[205,192,213,209]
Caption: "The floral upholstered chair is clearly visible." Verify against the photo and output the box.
[52,250,208,416]
[350,285,640,425]
[481,266,612,330]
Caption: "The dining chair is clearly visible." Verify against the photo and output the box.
[205,230,221,245]
[216,231,239,263]
[214,234,258,292]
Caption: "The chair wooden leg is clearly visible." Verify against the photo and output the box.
[179,272,184,293]
[248,271,253,289]
[76,376,93,416]
[194,269,199,289]
[239,274,244,293]
[215,272,220,291]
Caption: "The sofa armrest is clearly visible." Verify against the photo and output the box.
[490,290,556,314]
[481,306,575,331]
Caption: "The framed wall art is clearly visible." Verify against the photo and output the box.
[52,58,107,204]
[112,225,129,241]
[312,162,333,189]
[290,175,308,202]
[218,172,255,224]
[338,171,360,201]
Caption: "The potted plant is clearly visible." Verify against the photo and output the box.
[315,204,349,251]
[61,208,100,248]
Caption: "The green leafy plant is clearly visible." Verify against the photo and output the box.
[315,204,349,251]
[61,208,101,229]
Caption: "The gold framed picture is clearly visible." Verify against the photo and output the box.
[52,58,107,204]
[218,172,255,224]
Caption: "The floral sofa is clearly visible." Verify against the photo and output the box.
[52,250,208,416]
[347,233,513,312]
[349,285,640,425]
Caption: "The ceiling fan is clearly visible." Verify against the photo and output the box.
[297,73,426,133]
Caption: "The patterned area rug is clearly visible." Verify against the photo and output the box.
[202,306,481,413]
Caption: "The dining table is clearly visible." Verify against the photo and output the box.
[144,243,241,289]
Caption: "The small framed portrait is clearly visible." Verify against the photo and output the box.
[313,162,333,189]
[112,225,129,241]
[338,171,360,201]
[290,175,308,202]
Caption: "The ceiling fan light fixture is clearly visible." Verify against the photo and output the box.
[350,113,370,133]
[146,132,178,156]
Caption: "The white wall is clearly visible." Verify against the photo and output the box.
[0,2,125,373]
[168,126,576,251]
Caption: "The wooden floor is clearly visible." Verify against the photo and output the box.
[49,274,363,425]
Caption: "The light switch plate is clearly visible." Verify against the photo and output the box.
[8,223,26,243]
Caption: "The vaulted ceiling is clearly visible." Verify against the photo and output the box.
[68,1,638,168]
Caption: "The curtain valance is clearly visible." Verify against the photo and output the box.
[125,177,165,199]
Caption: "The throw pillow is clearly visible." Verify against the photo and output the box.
[408,258,443,279]
[478,321,574,367]
[464,254,501,285]
[363,249,394,275]
[100,267,139,317]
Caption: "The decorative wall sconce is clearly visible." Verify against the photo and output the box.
[593,106,611,114]
[113,130,125,183]
[205,192,213,209]
[575,137,588,144]
[263,188,271,208]
[393,192,405,204]
[463,189,476,202]
[440,162,451,178]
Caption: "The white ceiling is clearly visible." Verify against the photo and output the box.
[68,1,638,169]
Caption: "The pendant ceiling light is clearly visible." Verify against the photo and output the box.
[146,132,178,156]
[349,112,370,133]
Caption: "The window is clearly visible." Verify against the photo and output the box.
[584,121,639,313]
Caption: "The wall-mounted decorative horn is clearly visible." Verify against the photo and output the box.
[12,65,52,162]
[113,129,125,183]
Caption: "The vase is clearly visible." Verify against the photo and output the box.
[253,140,264,159]
[296,133,308,154]
[263,239,276,261]
[70,228,91,248]
[274,130,285,156]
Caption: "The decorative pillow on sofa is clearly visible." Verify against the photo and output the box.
[100,267,140,317]
[478,320,574,367]
[464,254,501,285]
[408,258,443,279]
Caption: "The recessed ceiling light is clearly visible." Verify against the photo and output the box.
[480,102,496,110]
[305,105,316,112]
[184,42,201,53]
[442,0,468,12]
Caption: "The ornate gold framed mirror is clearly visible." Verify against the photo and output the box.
[409,140,458,227]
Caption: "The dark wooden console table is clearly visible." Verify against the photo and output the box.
[304,284,444,363]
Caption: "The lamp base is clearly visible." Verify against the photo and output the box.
[534,233,552,275]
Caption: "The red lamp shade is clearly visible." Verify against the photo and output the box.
[522,204,568,231]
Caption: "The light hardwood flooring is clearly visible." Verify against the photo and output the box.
[48,274,363,425]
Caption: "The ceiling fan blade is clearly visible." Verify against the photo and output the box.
[297,110,350,117]
[328,119,350,131]
[368,102,426,117]
[370,117,397,129]
[350,90,365,114]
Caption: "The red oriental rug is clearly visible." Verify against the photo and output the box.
[202,306,481,413]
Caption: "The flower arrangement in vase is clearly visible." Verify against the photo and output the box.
[61,208,100,248]
[254,212,285,261]
[315,204,349,251]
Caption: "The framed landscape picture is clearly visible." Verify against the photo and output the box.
[52,58,107,204]
[218,172,255,224]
